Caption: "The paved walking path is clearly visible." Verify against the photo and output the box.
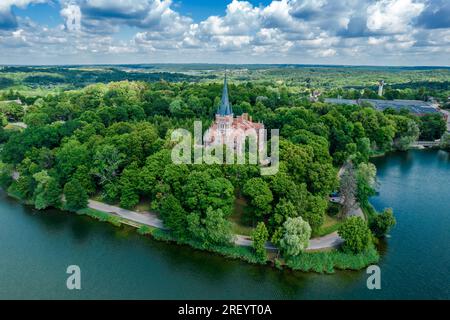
[12,172,348,251]
[88,200,342,251]
[87,163,366,251]
[89,200,166,229]
[348,204,364,219]
[308,232,344,250]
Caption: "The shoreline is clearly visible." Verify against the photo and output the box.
[86,199,345,252]
[3,190,379,273]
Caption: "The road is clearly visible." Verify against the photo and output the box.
[88,200,166,229]
[348,204,364,219]
[88,162,365,252]
[308,232,344,250]
[88,200,341,251]
[13,172,341,251]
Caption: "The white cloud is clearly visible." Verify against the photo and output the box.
[0,0,47,12]
[317,48,336,57]
[0,0,449,65]
[0,0,48,29]
[367,0,425,34]
[61,4,82,32]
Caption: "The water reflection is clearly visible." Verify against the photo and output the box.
[1,150,449,299]
[437,150,449,162]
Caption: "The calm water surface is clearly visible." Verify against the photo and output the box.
[0,150,449,299]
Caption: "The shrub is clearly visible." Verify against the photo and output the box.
[338,216,372,253]
[286,244,379,273]
[370,208,396,238]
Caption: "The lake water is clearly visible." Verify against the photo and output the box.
[0,150,449,299]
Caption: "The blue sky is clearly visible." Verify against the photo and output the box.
[0,0,449,66]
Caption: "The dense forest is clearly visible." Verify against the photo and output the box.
[0,66,210,91]
[1,65,449,106]
[0,77,446,266]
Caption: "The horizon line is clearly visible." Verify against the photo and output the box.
[1,63,449,68]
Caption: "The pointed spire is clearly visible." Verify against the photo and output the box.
[217,70,233,116]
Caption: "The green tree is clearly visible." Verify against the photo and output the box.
[72,165,96,195]
[419,114,446,141]
[0,102,24,121]
[169,99,194,118]
[370,208,396,238]
[243,177,273,217]
[162,163,189,199]
[0,161,13,188]
[251,222,269,262]
[203,207,233,246]
[13,158,40,199]
[187,207,233,247]
[119,162,141,209]
[64,178,88,212]
[91,144,124,186]
[24,113,50,128]
[339,161,357,217]
[356,162,377,205]
[55,139,89,183]
[271,198,297,228]
[32,170,61,210]
[183,171,235,216]
[440,133,450,151]
[279,217,311,257]
[338,216,371,253]
[392,117,420,151]
[280,140,312,186]
[160,194,188,238]
[0,114,8,127]
[270,227,283,247]
[302,195,327,232]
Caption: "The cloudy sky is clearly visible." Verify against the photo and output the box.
[0,0,449,65]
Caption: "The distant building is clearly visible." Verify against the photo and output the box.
[309,90,321,102]
[0,99,22,105]
[378,80,385,97]
[324,98,439,116]
[205,75,264,153]
[364,99,439,116]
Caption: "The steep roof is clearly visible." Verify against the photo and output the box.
[217,73,233,116]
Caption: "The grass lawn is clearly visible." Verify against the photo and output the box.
[229,197,255,236]
[134,198,152,213]
[92,194,153,215]
[91,193,103,202]
[313,214,343,238]
[4,124,23,131]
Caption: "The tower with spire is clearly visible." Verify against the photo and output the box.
[205,71,265,152]
[217,72,233,116]
[216,71,234,136]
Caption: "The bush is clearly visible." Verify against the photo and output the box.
[251,222,269,262]
[151,228,263,264]
[338,216,372,253]
[137,225,154,235]
[279,217,311,257]
[0,162,14,189]
[286,244,379,273]
[370,208,396,238]
[64,178,88,212]
[78,208,122,227]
